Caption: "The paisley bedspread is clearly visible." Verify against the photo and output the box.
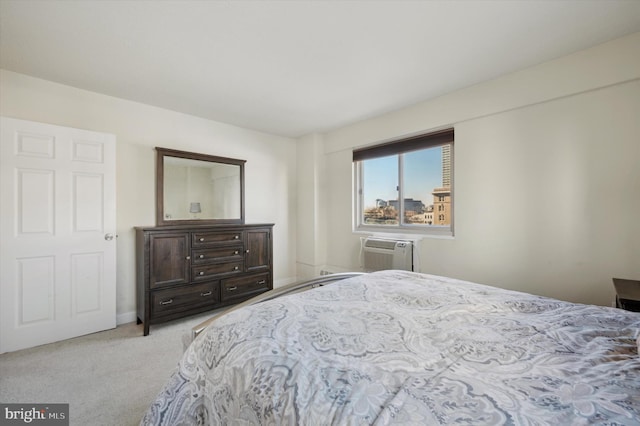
[141,271,640,425]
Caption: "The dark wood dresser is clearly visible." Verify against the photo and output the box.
[136,223,273,335]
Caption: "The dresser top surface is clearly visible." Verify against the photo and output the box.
[136,223,274,232]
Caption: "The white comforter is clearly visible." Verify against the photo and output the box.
[141,271,640,425]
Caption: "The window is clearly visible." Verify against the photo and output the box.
[353,128,453,236]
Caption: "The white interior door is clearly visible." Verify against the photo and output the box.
[0,117,116,353]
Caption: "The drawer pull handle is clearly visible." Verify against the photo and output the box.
[245,249,250,253]
[160,299,173,305]
[257,280,266,285]
[186,256,191,260]
[233,266,239,271]
[234,250,239,255]
[199,271,205,276]
[227,286,237,291]
[199,254,204,259]
[199,238,205,242]
[200,291,212,297]
[234,235,239,239]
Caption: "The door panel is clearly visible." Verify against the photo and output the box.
[16,131,55,158]
[73,173,104,232]
[149,233,190,289]
[17,169,55,234]
[72,252,103,314]
[18,256,55,324]
[0,117,116,353]
[245,228,271,273]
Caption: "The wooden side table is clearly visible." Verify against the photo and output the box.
[613,278,640,312]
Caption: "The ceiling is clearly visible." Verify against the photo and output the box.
[2,1,640,138]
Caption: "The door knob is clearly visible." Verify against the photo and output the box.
[104,233,115,241]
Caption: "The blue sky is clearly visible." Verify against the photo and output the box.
[362,147,442,209]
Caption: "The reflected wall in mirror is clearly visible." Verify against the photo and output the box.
[156,148,245,226]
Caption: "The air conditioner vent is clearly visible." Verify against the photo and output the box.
[362,238,413,272]
[363,239,397,250]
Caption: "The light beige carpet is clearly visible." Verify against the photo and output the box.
[0,311,221,426]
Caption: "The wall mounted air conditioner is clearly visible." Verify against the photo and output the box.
[362,238,413,272]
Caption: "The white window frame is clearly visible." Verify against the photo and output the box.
[352,130,454,238]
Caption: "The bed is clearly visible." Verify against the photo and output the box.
[141,270,640,425]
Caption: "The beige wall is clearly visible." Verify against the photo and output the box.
[296,133,328,278]
[310,32,640,306]
[0,70,298,324]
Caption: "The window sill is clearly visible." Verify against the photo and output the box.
[353,225,454,240]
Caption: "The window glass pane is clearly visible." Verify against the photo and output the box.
[403,145,451,226]
[355,141,453,234]
[362,155,398,226]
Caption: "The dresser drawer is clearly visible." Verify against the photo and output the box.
[193,261,243,280]
[151,282,219,316]
[221,273,270,302]
[192,246,243,265]
[192,231,243,247]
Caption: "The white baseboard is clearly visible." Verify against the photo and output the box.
[274,275,298,289]
[116,311,137,326]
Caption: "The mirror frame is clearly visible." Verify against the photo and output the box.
[156,147,246,226]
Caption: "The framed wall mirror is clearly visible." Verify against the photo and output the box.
[156,147,245,226]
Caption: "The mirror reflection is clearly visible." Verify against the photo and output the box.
[163,157,241,221]
[156,147,245,225]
